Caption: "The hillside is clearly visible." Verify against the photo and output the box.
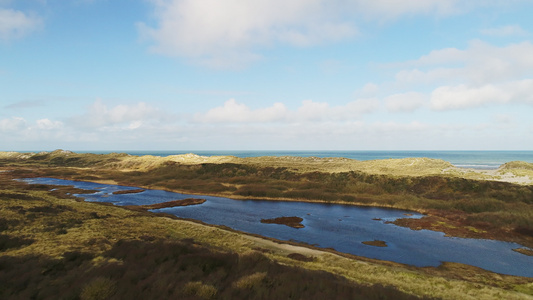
[2,150,532,184]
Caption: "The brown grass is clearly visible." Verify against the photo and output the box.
[362,240,388,247]
[261,216,304,228]
[127,198,206,211]
[513,248,533,256]
[112,189,145,195]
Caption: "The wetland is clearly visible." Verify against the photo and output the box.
[1,150,533,299]
[20,177,533,277]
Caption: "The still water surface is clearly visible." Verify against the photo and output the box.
[21,177,533,277]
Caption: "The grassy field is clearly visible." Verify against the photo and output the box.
[1,151,533,299]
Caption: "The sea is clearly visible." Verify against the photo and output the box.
[78,150,533,170]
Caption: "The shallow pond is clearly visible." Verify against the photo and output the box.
[21,177,533,277]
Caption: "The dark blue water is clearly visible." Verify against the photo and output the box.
[20,177,533,277]
[80,150,533,170]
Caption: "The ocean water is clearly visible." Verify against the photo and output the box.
[84,150,533,170]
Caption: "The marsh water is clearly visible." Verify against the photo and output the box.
[21,177,533,277]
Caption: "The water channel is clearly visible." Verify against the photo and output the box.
[20,177,533,277]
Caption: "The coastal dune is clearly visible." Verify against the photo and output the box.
[2,150,531,185]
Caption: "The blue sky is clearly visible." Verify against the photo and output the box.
[1,0,533,151]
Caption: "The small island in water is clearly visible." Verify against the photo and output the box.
[260,216,305,228]
[362,240,388,247]
[112,189,145,195]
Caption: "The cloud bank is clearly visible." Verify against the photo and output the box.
[194,98,379,124]
[139,0,504,68]
[0,8,41,41]
[139,0,358,68]
[383,40,533,111]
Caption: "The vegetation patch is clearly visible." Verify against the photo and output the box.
[182,281,218,299]
[126,198,207,211]
[112,189,145,195]
[513,248,533,256]
[0,234,34,251]
[0,217,20,231]
[287,253,315,262]
[0,237,431,300]
[261,216,304,228]
[362,240,388,247]
[28,204,72,214]
[232,272,267,290]
[0,191,40,201]
[80,277,117,300]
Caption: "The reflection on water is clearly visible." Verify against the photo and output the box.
[20,177,533,277]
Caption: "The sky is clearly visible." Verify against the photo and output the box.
[1,0,533,151]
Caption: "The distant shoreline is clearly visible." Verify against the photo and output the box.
[6,149,533,170]
[1,150,532,185]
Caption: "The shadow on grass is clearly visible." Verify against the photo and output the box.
[0,239,432,300]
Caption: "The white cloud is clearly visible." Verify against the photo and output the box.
[370,121,429,135]
[378,40,533,112]
[344,98,381,115]
[178,119,443,150]
[196,99,288,123]
[406,47,467,67]
[0,117,26,132]
[348,0,463,20]
[393,41,533,86]
[480,25,528,37]
[430,79,533,111]
[430,84,508,110]
[2,99,531,150]
[36,119,63,130]
[70,99,167,129]
[4,100,44,109]
[361,83,379,96]
[385,92,426,112]
[0,8,42,41]
[195,98,379,124]
[492,113,513,124]
[295,100,330,122]
[139,0,506,68]
[139,0,357,68]
[510,79,533,103]
[394,68,458,85]
[0,117,70,147]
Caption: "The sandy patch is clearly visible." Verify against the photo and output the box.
[481,170,533,185]
[443,167,533,185]
[244,235,327,257]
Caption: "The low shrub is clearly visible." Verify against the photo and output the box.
[232,272,267,289]
[182,281,218,299]
[0,234,34,251]
[80,277,117,300]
